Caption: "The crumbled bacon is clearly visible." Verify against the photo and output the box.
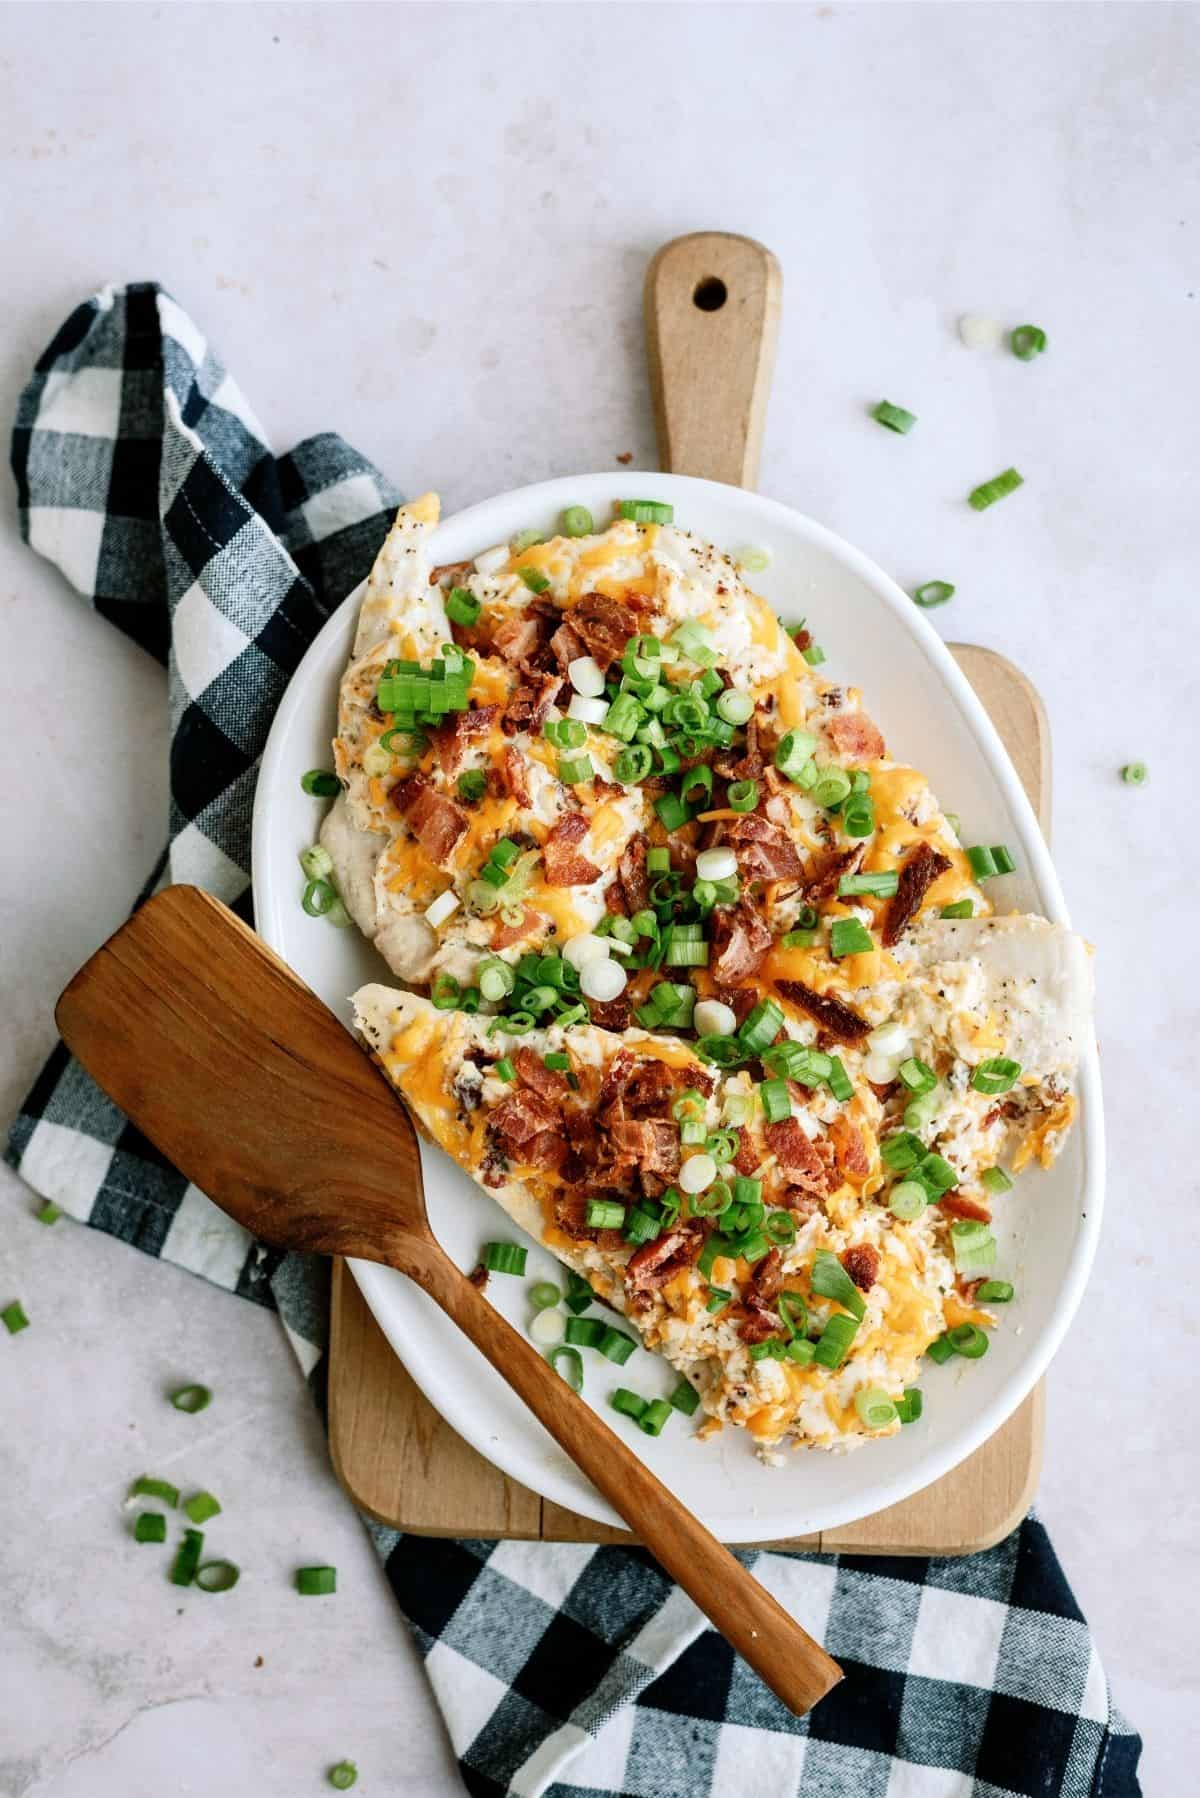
[503,744,531,808]
[430,560,473,587]
[803,844,864,903]
[829,1112,870,1177]
[523,1131,568,1174]
[624,1225,703,1294]
[714,715,763,783]
[726,814,804,882]
[543,811,601,887]
[732,1129,762,1175]
[825,712,886,764]
[587,997,632,1032]
[709,902,773,982]
[388,775,467,867]
[549,619,586,671]
[766,1118,834,1193]
[713,983,759,1027]
[514,1046,570,1103]
[617,836,650,913]
[609,1120,681,1179]
[597,1047,635,1112]
[748,1247,784,1307]
[489,1088,560,1145]
[468,1262,489,1291]
[502,673,560,737]
[775,979,870,1044]
[939,1193,991,1224]
[493,610,548,669]
[570,592,639,670]
[738,1307,781,1345]
[840,1243,880,1291]
[432,705,498,776]
[882,841,952,946]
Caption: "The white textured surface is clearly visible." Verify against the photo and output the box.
[1,4,1195,1793]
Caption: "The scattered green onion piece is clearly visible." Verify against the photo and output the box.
[726,779,759,814]
[679,1118,706,1147]
[555,1002,588,1029]
[564,1272,594,1315]
[302,879,336,918]
[706,1286,731,1313]
[2,1300,29,1335]
[981,1166,1014,1195]
[777,1292,808,1340]
[328,1763,359,1791]
[947,1323,990,1359]
[493,1058,516,1083]
[549,1346,584,1391]
[841,793,875,837]
[301,769,340,798]
[35,1200,62,1225]
[669,1379,700,1416]
[510,528,544,553]
[446,588,481,627]
[774,731,819,782]
[968,468,1023,511]
[830,917,874,959]
[765,1210,797,1246]
[559,754,594,786]
[738,998,785,1057]
[561,505,594,537]
[951,1220,997,1274]
[917,1152,959,1195]
[896,1388,923,1424]
[781,928,817,949]
[296,1565,337,1596]
[803,644,827,666]
[646,846,670,873]
[638,1398,673,1437]
[760,1079,792,1124]
[855,1387,899,1430]
[965,845,997,881]
[940,900,974,919]
[695,1035,746,1067]
[898,1057,937,1096]
[811,768,852,809]
[1120,761,1148,786]
[134,1512,167,1543]
[838,870,899,898]
[976,1280,1015,1304]
[904,1082,940,1132]
[813,1312,859,1369]
[889,1181,928,1221]
[598,1327,637,1366]
[926,1333,956,1364]
[1010,324,1047,362]
[971,1057,1022,1095]
[326,897,352,929]
[300,844,334,882]
[130,1475,179,1506]
[483,1242,528,1276]
[565,1317,607,1349]
[431,973,461,1011]
[170,1384,212,1414]
[679,765,714,811]
[811,1250,867,1321]
[827,1057,853,1102]
[715,689,754,726]
[624,1205,663,1245]
[691,1180,732,1218]
[585,1199,627,1231]
[705,1131,739,1166]
[169,1528,205,1587]
[872,400,917,434]
[529,1281,561,1312]
[519,567,550,594]
[543,1052,570,1073]
[614,744,653,784]
[881,1131,926,1171]
[184,1491,222,1525]
[619,499,674,524]
[195,1559,240,1593]
[610,1387,646,1420]
[457,769,487,803]
[913,581,956,608]
[654,792,690,832]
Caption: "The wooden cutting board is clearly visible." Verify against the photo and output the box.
[326,642,1048,1554]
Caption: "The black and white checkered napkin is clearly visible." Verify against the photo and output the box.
[7,286,1142,1798]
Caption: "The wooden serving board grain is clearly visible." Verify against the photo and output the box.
[327,643,1049,1555]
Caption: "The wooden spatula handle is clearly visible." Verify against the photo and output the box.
[410,1241,842,1717]
[645,231,781,487]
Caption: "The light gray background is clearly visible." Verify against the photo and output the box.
[2,4,1196,1794]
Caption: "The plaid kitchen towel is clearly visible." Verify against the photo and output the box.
[6,286,1142,1798]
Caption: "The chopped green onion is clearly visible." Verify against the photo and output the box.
[638,1398,673,1437]
[624,1205,663,1245]
[881,1131,926,1171]
[705,1130,739,1166]
[1010,324,1047,362]
[184,1491,222,1525]
[519,567,550,594]
[940,900,974,918]
[951,1220,997,1274]
[431,973,461,1011]
[706,1286,731,1313]
[976,1280,1014,1304]
[195,1560,240,1593]
[904,1085,941,1134]
[559,754,594,786]
[602,692,643,741]
[302,879,337,918]
[947,1323,990,1359]
[483,1242,528,1275]
[619,499,674,524]
[855,1387,899,1430]
[296,1566,337,1596]
[326,897,352,930]
[130,1475,179,1506]
[610,1387,646,1420]
[563,1272,594,1315]
[300,844,334,882]
[669,1379,700,1416]
[668,619,718,668]
[134,1512,167,1543]
[549,1345,584,1390]
[872,400,917,434]
[170,1384,211,1414]
[646,846,670,873]
[811,1249,867,1321]
[654,792,690,832]
[889,1181,928,1221]
[457,769,487,803]
[715,689,754,726]
[35,1200,62,1225]
[727,779,759,813]
[2,1299,30,1334]
[916,1152,958,1195]
[803,644,827,667]
[990,844,1016,874]
[981,1166,1014,1195]
[529,1281,561,1312]
[561,505,594,537]
[841,793,875,837]
[971,1057,1022,1095]
[913,581,956,608]
[926,1333,956,1364]
[1120,761,1148,786]
[777,1292,808,1340]
[838,870,899,899]
[896,1388,923,1424]
[614,744,653,783]
[775,730,819,781]
[565,1317,607,1349]
[968,468,1023,511]
[598,1327,637,1366]
[966,845,997,880]
[780,928,817,948]
[765,1210,796,1246]
[476,960,515,1004]
[446,588,481,627]
[898,1057,937,1095]
[169,1528,205,1587]
[679,1118,706,1147]
[813,1312,859,1369]
[695,1034,747,1067]
[738,998,785,1057]
[760,1079,792,1124]
[811,768,853,809]
[510,528,544,553]
[493,1057,516,1083]
[328,1762,359,1790]
[830,917,874,959]
[585,1199,626,1230]
[301,769,340,798]
[690,1180,732,1218]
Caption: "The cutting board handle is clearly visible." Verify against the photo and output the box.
[644,231,781,488]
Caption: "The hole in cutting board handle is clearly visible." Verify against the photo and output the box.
[692,276,727,312]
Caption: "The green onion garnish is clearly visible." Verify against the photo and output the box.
[299,844,334,881]
[134,1512,167,1543]
[813,1312,858,1369]
[913,581,955,608]
[446,588,481,627]
[328,1761,359,1790]
[302,878,337,918]
[854,1387,899,1430]
[872,400,917,434]
[565,1317,607,1348]
[760,1079,791,1124]
[976,1280,1014,1304]
[301,769,340,798]
[559,754,594,786]
[624,1205,663,1245]
[610,1387,646,1420]
[916,1152,958,1195]
[519,567,550,594]
[35,1199,62,1225]
[947,1323,989,1359]
[1010,325,1047,362]
[561,505,594,537]
[811,1250,866,1321]
[838,870,899,899]
[510,528,544,553]
[898,1057,936,1095]
[457,770,487,803]
[184,1491,222,1525]
[619,499,674,524]
[564,1272,594,1315]
[638,1398,673,1437]
[971,1057,1021,1095]
[896,1388,923,1424]
[482,1242,528,1275]
[968,468,1023,511]
[549,1346,584,1390]
[951,1219,997,1275]
[669,1379,700,1416]
[493,1057,516,1083]
[774,730,818,782]
[585,1199,626,1231]
[170,1384,211,1414]
[965,843,1016,881]
[654,792,690,832]
[939,900,974,918]
[715,689,754,726]
[830,917,874,959]
[169,1528,205,1587]
[706,1286,731,1313]
[296,1566,337,1596]
[926,1333,956,1364]
[889,1181,928,1221]
[2,1300,30,1334]
[881,1131,925,1171]
[528,1281,560,1311]
[737,998,785,1057]
[195,1559,240,1593]
[599,1327,637,1366]
[828,1057,853,1102]
[811,768,852,809]
[803,644,827,666]
[981,1166,1013,1195]
[727,779,759,813]
[614,744,653,783]
[1120,762,1148,786]
[130,1475,180,1507]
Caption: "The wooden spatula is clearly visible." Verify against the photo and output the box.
[56,885,841,1716]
